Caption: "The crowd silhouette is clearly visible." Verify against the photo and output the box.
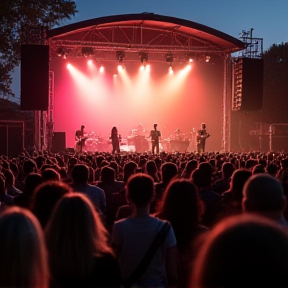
[1,148,288,287]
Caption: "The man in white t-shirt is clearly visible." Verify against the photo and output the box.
[112,173,178,288]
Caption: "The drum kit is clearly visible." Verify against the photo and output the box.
[83,132,107,152]
[84,131,132,152]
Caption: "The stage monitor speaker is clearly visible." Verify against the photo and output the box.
[52,132,66,153]
[233,58,264,111]
[21,44,49,111]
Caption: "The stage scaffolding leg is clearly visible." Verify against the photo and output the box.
[222,54,232,152]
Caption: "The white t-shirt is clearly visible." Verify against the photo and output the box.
[112,216,176,282]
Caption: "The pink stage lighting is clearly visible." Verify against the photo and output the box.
[117,65,124,72]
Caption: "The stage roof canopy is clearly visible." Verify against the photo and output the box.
[47,13,245,62]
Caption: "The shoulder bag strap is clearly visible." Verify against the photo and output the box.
[123,222,171,288]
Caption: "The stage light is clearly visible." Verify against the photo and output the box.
[57,48,63,57]
[205,56,210,62]
[140,65,145,71]
[116,51,125,62]
[165,53,174,64]
[169,66,173,75]
[99,65,104,73]
[185,64,192,71]
[117,64,124,72]
[87,59,93,66]
[67,63,72,69]
[57,48,67,59]
[186,53,197,63]
[82,47,94,57]
[138,52,148,64]
[146,64,150,72]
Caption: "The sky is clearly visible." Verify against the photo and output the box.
[11,0,288,99]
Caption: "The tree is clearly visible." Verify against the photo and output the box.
[0,0,77,99]
[262,42,288,123]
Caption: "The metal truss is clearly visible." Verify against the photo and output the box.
[238,28,263,59]
[49,25,229,61]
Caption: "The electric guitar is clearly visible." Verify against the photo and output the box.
[75,136,88,145]
[197,132,211,144]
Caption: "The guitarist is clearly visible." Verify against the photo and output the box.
[149,123,161,155]
[196,123,211,154]
[75,125,86,154]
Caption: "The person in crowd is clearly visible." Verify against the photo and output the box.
[112,173,178,288]
[31,181,72,229]
[242,173,288,226]
[41,167,61,182]
[191,214,288,288]
[8,161,22,189]
[181,159,198,179]
[0,207,48,288]
[35,155,46,170]
[245,158,258,171]
[110,126,121,154]
[112,161,138,221]
[216,169,252,222]
[3,169,22,197]
[109,160,121,181]
[211,162,234,194]
[252,163,266,174]
[17,158,38,190]
[155,179,208,288]
[149,123,161,155]
[150,162,178,214]
[14,173,43,209]
[94,155,105,181]
[145,160,160,183]
[45,193,121,288]
[267,162,279,177]
[191,168,221,227]
[0,173,14,207]
[96,166,125,229]
[71,163,106,217]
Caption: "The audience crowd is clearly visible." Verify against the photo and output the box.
[1,148,288,287]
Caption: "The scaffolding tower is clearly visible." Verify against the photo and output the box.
[238,28,263,59]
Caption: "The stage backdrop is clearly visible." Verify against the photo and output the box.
[52,57,224,151]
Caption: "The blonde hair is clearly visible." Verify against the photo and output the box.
[45,193,112,279]
[0,207,48,288]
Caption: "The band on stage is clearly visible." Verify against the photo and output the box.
[74,122,211,154]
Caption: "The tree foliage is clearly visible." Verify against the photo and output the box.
[0,0,77,98]
[262,42,288,123]
[263,42,288,63]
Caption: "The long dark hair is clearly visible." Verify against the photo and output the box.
[156,179,203,251]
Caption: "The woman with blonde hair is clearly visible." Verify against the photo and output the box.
[0,207,48,288]
[45,193,121,287]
